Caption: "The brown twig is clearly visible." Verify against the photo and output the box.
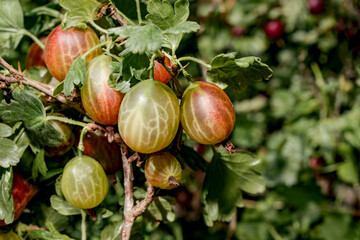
[119,140,155,240]
[0,57,85,114]
[108,4,127,26]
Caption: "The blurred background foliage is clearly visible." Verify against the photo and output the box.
[4,0,360,239]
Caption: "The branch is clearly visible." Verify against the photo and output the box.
[133,182,155,218]
[0,57,85,114]
[119,139,155,240]
[120,141,134,240]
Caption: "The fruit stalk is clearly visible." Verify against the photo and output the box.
[81,210,87,240]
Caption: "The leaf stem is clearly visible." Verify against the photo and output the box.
[22,29,45,49]
[178,56,211,69]
[82,42,107,58]
[149,53,156,80]
[46,116,88,128]
[81,210,87,240]
[135,0,142,25]
[89,20,108,34]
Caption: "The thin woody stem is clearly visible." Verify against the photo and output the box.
[0,57,85,114]
[119,140,155,240]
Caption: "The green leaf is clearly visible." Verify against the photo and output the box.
[109,25,162,54]
[0,90,65,147]
[29,122,64,147]
[0,0,24,56]
[337,144,359,184]
[63,56,86,96]
[202,147,265,226]
[146,0,190,30]
[100,221,123,240]
[0,123,12,138]
[0,138,21,168]
[163,21,200,34]
[50,195,81,216]
[16,130,30,158]
[0,167,14,225]
[29,229,74,240]
[59,0,100,29]
[53,82,64,96]
[146,196,176,222]
[206,54,273,93]
[0,89,45,127]
[32,149,47,180]
[122,53,150,81]
[177,145,209,171]
[162,34,182,54]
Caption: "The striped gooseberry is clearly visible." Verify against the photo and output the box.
[153,56,172,84]
[61,156,108,209]
[180,81,235,145]
[26,37,47,69]
[118,80,180,154]
[145,152,182,190]
[44,25,101,81]
[81,55,124,125]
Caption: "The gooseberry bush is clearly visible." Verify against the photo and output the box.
[0,0,272,239]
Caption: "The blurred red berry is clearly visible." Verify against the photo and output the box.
[307,0,325,14]
[264,20,284,39]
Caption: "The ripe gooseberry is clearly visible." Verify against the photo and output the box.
[61,155,108,209]
[264,20,284,39]
[81,130,121,174]
[307,0,325,14]
[118,80,180,154]
[145,152,182,190]
[0,173,38,226]
[153,56,173,84]
[81,55,124,125]
[26,37,47,69]
[44,25,101,81]
[180,81,235,145]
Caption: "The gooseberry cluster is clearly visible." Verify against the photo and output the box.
[26,24,236,210]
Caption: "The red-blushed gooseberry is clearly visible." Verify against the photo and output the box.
[44,25,101,81]
[180,81,235,145]
[81,55,124,125]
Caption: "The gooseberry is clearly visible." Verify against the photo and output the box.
[81,130,122,174]
[44,120,75,157]
[61,155,108,209]
[264,20,284,39]
[180,81,235,145]
[81,55,124,125]
[153,56,173,84]
[145,152,182,190]
[307,0,325,14]
[26,37,47,69]
[118,80,180,154]
[44,25,101,82]
[0,173,38,226]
